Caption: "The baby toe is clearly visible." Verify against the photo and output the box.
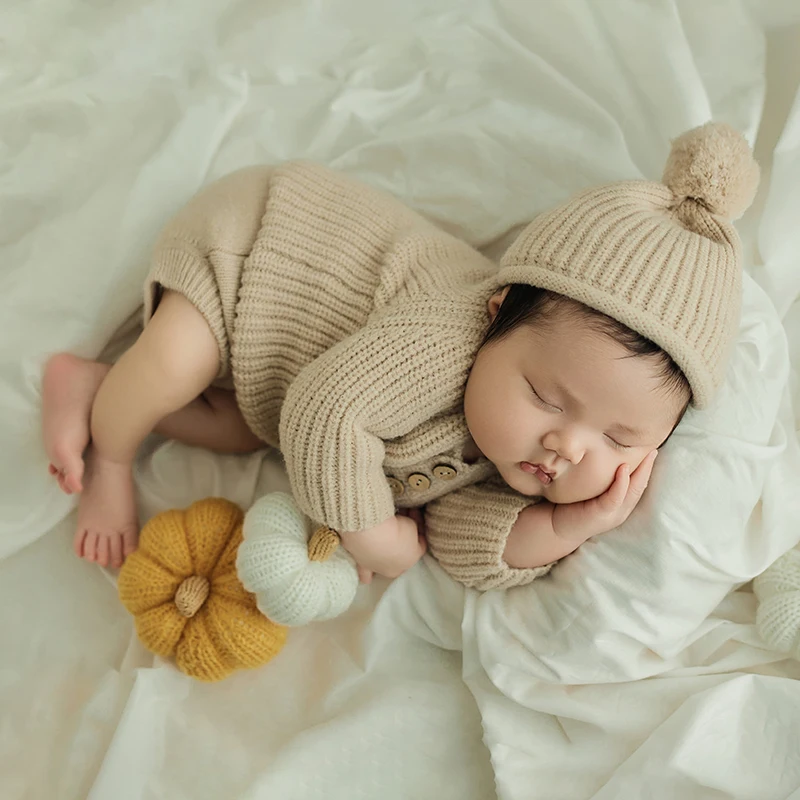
[73,527,87,558]
[109,535,123,569]
[57,472,72,494]
[83,531,98,562]
[96,535,109,567]
[65,470,83,494]
[122,528,138,558]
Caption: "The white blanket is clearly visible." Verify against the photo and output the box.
[2,1,800,798]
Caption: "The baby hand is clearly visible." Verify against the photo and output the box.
[339,514,427,584]
[552,450,658,544]
[397,506,426,537]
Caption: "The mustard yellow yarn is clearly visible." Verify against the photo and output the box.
[118,498,287,682]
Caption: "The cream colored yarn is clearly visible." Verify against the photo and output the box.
[498,122,760,408]
[662,122,760,220]
[237,492,359,626]
[754,547,800,658]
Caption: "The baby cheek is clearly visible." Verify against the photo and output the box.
[469,400,511,457]
[504,401,530,436]
[488,395,526,442]
[578,449,624,497]
[624,449,652,473]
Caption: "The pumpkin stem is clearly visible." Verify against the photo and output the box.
[308,526,340,562]
[175,575,210,618]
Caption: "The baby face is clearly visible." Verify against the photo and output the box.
[464,300,686,504]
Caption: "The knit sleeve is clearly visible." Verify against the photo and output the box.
[278,297,484,534]
[425,482,553,591]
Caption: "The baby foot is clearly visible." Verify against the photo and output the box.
[75,447,139,568]
[42,353,109,494]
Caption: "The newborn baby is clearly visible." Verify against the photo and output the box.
[41,122,758,590]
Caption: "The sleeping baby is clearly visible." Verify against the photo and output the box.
[41,122,758,589]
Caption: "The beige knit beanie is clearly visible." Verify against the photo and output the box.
[497,122,760,408]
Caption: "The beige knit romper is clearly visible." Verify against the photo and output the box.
[143,162,551,590]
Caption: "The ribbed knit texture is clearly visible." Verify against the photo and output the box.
[118,498,287,681]
[237,492,359,626]
[145,166,273,378]
[426,482,552,589]
[142,125,756,592]
[143,161,543,591]
[497,182,739,408]
[754,547,800,658]
[498,122,759,408]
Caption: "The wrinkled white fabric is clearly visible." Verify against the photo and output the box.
[1,1,799,798]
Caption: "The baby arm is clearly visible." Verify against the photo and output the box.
[340,514,427,584]
[279,301,483,585]
[503,451,658,569]
[502,502,576,568]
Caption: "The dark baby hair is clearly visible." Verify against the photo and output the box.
[482,284,691,401]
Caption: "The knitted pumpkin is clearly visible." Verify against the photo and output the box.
[237,492,359,626]
[754,546,800,659]
[118,498,287,682]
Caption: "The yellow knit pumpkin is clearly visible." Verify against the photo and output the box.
[118,498,287,682]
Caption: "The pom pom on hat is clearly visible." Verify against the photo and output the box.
[662,121,760,220]
[496,119,759,409]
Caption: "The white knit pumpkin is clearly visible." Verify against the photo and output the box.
[754,547,800,659]
[236,492,359,627]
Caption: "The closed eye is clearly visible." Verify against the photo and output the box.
[605,434,632,451]
[528,383,562,413]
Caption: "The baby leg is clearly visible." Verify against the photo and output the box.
[43,370,261,495]
[42,354,111,494]
[77,291,220,567]
[156,387,265,454]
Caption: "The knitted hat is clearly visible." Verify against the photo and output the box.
[497,122,760,408]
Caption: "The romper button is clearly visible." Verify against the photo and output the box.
[432,464,457,480]
[387,477,405,498]
[407,473,431,491]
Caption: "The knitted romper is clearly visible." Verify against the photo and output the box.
[144,162,550,590]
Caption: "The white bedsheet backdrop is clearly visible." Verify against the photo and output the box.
[2,1,800,798]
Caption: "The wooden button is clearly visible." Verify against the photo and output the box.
[407,473,431,492]
[387,477,405,498]
[432,464,457,481]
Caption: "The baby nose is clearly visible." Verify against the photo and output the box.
[543,429,585,464]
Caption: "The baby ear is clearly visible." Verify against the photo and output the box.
[488,286,511,321]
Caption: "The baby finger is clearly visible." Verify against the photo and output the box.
[600,463,630,511]
[628,451,658,497]
[620,452,658,516]
[357,565,375,584]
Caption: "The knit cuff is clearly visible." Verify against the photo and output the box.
[144,242,230,378]
[425,483,553,591]
[276,295,489,536]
